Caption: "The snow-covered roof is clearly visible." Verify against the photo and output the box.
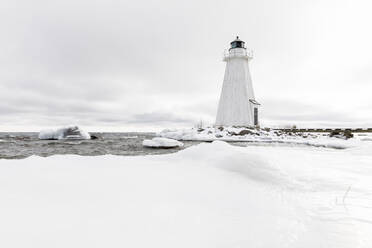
[231,36,243,42]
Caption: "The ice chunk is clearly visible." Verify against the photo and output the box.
[142,137,184,148]
[38,126,91,140]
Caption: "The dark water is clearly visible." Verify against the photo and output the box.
[0,132,201,159]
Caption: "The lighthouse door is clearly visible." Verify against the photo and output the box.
[254,108,258,126]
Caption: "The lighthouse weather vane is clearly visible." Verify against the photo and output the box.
[215,36,260,127]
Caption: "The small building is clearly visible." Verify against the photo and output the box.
[215,37,260,127]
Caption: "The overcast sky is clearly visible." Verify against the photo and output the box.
[1,0,372,131]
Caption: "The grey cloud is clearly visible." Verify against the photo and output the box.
[259,98,372,127]
[128,112,194,125]
[261,99,354,122]
[1,0,372,130]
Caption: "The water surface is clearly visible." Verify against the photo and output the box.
[0,132,201,159]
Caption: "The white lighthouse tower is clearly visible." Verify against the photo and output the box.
[215,36,260,127]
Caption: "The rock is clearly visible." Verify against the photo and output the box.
[238,129,254,136]
[227,131,237,136]
[90,135,99,140]
[329,130,354,139]
[329,130,341,137]
[227,129,256,136]
[343,130,354,139]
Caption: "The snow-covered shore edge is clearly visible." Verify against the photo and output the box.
[157,126,365,149]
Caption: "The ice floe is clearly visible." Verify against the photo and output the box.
[143,137,184,148]
[39,125,91,140]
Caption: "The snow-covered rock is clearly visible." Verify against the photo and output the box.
[142,137,184,148]
[329,130,354,139]
[39,126,91,140]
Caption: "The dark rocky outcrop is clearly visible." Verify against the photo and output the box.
[238,129,255,136]
[228,129,256,136]
[329,130,354,139]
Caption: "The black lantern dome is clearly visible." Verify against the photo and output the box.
[230,36,245,50]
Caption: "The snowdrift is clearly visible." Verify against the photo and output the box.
[39,126,91,140]
[0,141,371,247]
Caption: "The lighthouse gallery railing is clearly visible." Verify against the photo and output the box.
[223,49,253,61]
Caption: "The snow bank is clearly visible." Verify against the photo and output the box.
[143,137,184,148]
[39,125,91,140]
[158,127,361,149]
[0,141,371,247]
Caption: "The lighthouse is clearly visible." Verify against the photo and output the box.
[215,36,260,127]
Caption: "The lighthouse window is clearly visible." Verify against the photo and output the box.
[231,41,243,48]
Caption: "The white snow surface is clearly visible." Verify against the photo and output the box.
[0,141,371,247]
[39,125,91,140]
[158,127,363,149]
[142,137,184,148]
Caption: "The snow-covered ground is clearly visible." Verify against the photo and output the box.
[158,126,364,149]
[0,140,371,247]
